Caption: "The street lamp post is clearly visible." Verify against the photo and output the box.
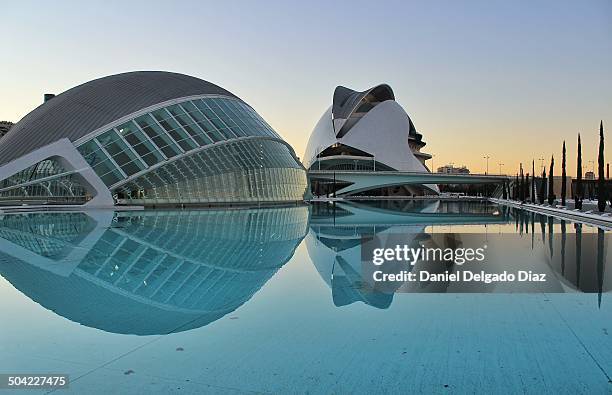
[483,156,490,175]
[538,158,545,172]
[498,163,504,175]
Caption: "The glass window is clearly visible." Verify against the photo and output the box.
[166,105,209,147]
[96,129,120,149]
[93,159,123,186]
[208,129,225,142]
[179,101,199,114]
[95,130,145,176]
[117,122,164,167]
[212,100,238,128]
[115,121,140,139]
[208,117,227,131]
[183,103,216,143]
[216,100,240,125]
[134,114,181,158]
[194,99,220,121]
[77,140,108,167]
[151,109,197,152]
[228,127,245,138]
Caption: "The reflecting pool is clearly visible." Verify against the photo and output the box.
[0,200,610,394]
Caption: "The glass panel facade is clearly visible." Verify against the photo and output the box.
[96,130,146,177]
[77,140,125,186]
[73,96,305,204]
[150,109,198,152]
[133,114,182,158]
[0,158,89,204]
[115,139,307,205]
[116,122,165,167]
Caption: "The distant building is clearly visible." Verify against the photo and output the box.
[304,84,438,197]
[585,171,595,180]
[0,121,13,140]
[532,175,573,201]
[550,176,572,199]
[571,178,612,201]
[437,164,470,174]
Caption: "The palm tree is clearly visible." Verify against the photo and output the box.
[598,121,606,212]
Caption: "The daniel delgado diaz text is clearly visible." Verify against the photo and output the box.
[372,270,547,284]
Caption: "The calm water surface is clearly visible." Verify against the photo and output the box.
[0,200,610,394]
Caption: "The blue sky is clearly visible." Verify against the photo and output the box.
[1,0,610,174]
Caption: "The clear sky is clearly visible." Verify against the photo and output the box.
[2,0,611,176]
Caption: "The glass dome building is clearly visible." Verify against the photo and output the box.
[0,72,307,207]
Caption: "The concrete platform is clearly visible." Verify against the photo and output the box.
[491,198,612,229]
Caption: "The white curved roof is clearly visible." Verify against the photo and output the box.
[332,84,395,137]
[303,87,430,174]
[303,106,336,168]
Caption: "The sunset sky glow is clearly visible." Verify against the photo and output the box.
[2,0,610,176]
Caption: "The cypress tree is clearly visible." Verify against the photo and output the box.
[548,155,555,205]
[521,174,525,202]
[531,160,536,202]
[520,164,525,202]
[515,173,519,200]
[526,173,530,203]
[540,168,547,204]
[521,163,527,203]
[561,141,567,206]
[576,133,583,209]
[598,121,606,212]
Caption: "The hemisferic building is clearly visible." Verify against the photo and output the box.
[0,71,307,207]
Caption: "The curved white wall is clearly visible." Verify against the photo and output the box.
[303,107,336,169]
[337,101,428,173]
[304,99,439,194]
[305,101,430,173]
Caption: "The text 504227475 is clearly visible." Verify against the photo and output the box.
[0,374,69,389]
